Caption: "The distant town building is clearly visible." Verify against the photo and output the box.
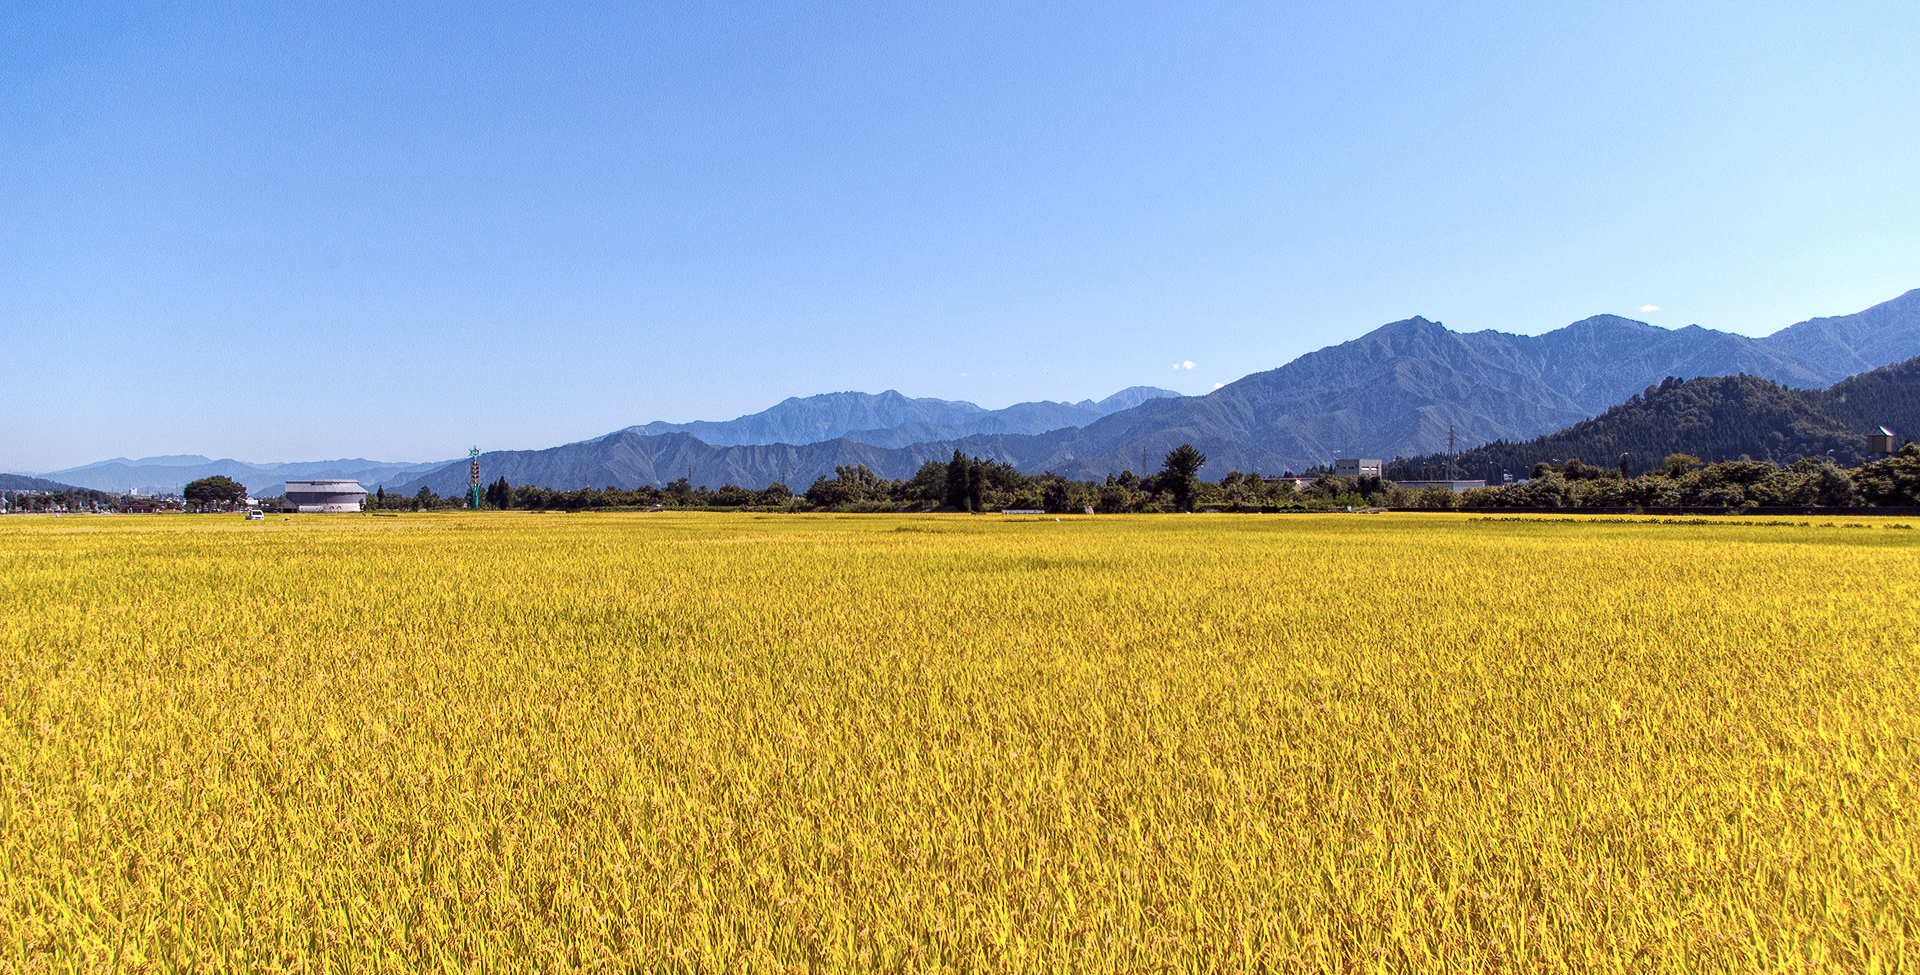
[283,480,369,513]
[1333,458,1382,479]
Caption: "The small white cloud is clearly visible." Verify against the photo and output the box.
[1173,360,1194,370]
[1640,305,1661,313]
[1212,382,1225,390]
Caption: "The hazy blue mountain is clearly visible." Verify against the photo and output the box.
[622,386,1181,447]
[840,387,1183,448]
[43,456,452,496]
[622,391,983,446]
[1087,386,1189,413]
[391,433,966,498]
[390,291,1920,490]
[1759,288,1920,379]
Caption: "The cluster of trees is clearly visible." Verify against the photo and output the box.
[2,488,122,513]
[374,446,1352,514]
[508,447,1394,513]
[368,484,483,511]
[182,475,248,511]
[1452,445,1920,509]
[358,442,1920,516]
[796,446,1252,513]
[365,477,800,512]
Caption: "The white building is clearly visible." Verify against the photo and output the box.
[283,480,368,513]
[1333,458,1382,479]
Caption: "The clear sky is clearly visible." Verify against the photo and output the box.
[4,1,1916,472]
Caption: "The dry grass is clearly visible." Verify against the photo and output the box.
[1,511,1915,972]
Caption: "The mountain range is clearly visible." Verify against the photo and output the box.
[389,289,1920,494]
[19,289,1919,497]
[622,386,1181,447]
[18,388,1181,496]
[34,456,453,497]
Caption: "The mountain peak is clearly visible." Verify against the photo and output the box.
[1762,288,1920,379]
[1563,314,1658,333]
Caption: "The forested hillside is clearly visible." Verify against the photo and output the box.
[1389,357,1920,479]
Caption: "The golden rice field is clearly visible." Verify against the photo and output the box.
[2,511,1916,973]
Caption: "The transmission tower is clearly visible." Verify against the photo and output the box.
[466,447,483,509]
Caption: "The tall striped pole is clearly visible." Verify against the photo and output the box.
[467,447,484,509]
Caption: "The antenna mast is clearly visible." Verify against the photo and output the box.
[466,447,483,509]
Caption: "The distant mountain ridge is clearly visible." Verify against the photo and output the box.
[40,456,454,496]
[620,386,1181,447]
[389,288,1920,493]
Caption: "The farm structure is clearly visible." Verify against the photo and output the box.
[282,480,369,513]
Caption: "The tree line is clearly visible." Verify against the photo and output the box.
[1449,445,1920,510]
[416,441,1919,514]
[369,446,1380,514]
[21,442,1919,516]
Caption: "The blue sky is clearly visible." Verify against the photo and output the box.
[4,1,1916,471]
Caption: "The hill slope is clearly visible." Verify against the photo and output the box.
[1389,356,1920,479]
[0,473,94,494]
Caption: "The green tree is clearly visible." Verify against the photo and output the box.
[757,481,794,506]
[905,460,948,504]
[183,475,247,508]
[944,450,970,510]
[1658,454,1702,478]
[1040,475,1072,513]
[1853,442,1920,506]
[1159,444,1207,511]
[484,476,512,509]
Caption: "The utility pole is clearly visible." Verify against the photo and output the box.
[1446,426,1456,481]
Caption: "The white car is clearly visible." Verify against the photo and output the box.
[245,509,265,520]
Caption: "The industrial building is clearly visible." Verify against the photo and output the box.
[282,480,368,513]
[1868,427,1899,457]
[1333,458,1382,478]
